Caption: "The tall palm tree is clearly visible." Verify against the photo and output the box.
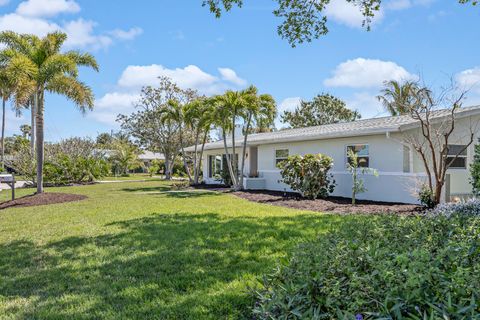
[377,80,417,116]
[0,31,98,193]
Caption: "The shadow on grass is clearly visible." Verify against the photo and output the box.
[0,212,344,319]
[120,185,223,199]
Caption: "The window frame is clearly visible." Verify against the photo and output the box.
[446,144,468,170]
[346,144,370,168]
[274,149,289,168]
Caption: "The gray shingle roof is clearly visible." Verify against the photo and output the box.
[185,105,480,151]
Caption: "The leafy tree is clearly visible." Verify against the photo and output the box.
[347,149,378,205]
[203,1,477,46]
[281,94,360,128]
[96,132,114,147]
[471,139,480,196]
[377,80,419,116]
[20,124,31,139]
[109,139,142,176]
[0,31,98,193]
[278,153,335,199]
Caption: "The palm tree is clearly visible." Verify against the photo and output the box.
[183,97,215,185]
[0,31,98,193]
[377,80,417,116]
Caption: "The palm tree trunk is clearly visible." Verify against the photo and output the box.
[179,130,193,183]
[222,130,236,186]
[1,98,5,172]
[35,90,44,194]
[30,96,36,155]
[196,130,208,184]
[238,116,252,191]
[192,128,200,184]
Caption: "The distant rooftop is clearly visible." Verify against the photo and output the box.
[185,105,480,151]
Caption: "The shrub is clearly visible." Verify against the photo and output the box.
[279,153,335,199]
[253,215,480,319]
[427,198,480,218]
[418,184,436,208]
[471,139,480,196]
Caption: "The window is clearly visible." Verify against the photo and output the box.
[275,149,289,167]
[347,144,369,168]
[446,145,467,169]
[208,155,222,178]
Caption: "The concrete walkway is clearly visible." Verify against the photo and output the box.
[0,180,29,190]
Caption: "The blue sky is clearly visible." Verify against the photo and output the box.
[1,0,479,140]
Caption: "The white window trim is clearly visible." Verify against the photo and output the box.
[446,144,468,170]
[274,149,289,167]
[345,143,370,168]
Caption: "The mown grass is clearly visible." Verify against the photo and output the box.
[0,181,374,319]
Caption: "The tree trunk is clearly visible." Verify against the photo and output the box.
[35,90,44,194]
[196,130,208,184]
[192,128,200,185]
[238,116,252,191]
[1,98,5,171]
[434,180,443,205]
[164,154,172,180]
[222,130,237,186]
[31,95,36,155]
[179,132,193,183]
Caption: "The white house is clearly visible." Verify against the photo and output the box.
[186,106,480,204]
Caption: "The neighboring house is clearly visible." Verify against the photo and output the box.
[138,151,165,170]
[185,106,480,204]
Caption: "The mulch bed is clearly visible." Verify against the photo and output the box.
[230,190,423,215]
[0,193,87,210]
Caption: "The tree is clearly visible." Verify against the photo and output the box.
[96,132,114,147]
[395,83,477,205]
[109,139,142,176]
[0,31,98,193]
[20,124,31,139]
[470,139,480,196]
[204,0,477,47]
[377,80,418,116]
[118,77,194,180]
[346,149,378,205]
[281,94,360,128]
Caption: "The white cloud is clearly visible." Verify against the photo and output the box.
[325,0,384,28]
[63,19,112,50]
[218,68,247,86]
[109,27,143,41]
[16,0,80,17]
[275,97,302,128]
[346,92,386,118]
[92,64,248,125]
[456,67,480,93]
[0,13,60,36]
[118,64,246,95]
[0,0,10,6]
[324,58,416,88]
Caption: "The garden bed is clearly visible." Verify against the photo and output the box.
[0,192,87,210]
[231,190,422,215]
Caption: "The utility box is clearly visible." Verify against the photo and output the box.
[0,174,16,200]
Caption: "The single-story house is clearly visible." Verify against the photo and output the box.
[186,106,480,204]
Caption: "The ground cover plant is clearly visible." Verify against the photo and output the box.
[253,210,480,319]
[0,180,345,319]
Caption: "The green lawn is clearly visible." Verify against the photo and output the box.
[0,181,363,319]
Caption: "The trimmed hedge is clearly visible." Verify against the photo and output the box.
[253,213,480,319]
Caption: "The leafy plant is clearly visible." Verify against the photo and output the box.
[346,149,378,205]
[427,198,480,217]
[418,184,436,209]
[278,153,335,199]
[470,139,480,196]
[253,214,480,319]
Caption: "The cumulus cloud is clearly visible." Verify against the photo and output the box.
[324,58,416,88]
[0,13,60,36]
[63,19,113,50]
[456,67,480,91]
[91,64,248,125]
[218,68,247,86]
[16,0,80,17]
[325,0,384,28]
[0,0,10,6]
[346,92,386,118]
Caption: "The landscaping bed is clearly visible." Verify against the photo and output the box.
[0,192,87,210]
[231,190,422,215]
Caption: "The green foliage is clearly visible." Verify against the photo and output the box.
[147,159,162,177]
[281,94,360,128]
[108,139,142,176]
[471,139,480,196]
[377,80,419,116]
[347,149,378,205]
[418,184,436,209]
[44,154,109,185]
[279,153,335,199]
[253,214,480,319]
[204,1,476,47]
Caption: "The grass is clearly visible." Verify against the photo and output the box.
[0,181,375,319]
[100,173,166,181]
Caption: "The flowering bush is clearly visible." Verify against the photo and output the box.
[278,153,335,199]
[427,198,480,218]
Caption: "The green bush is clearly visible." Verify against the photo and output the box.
[253,215,480,319]
[278,153,335,199]
[471,139,480,196]
[418,184,436,208]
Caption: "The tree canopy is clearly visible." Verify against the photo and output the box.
[203,0,477,46]
[281,94,360,128]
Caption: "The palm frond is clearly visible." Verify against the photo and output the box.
[46,75,94,113]
[65,51,99,72]
[39,54,78,81]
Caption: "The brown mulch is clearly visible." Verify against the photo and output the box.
[230,190,423,215]
[0,192,87,210]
